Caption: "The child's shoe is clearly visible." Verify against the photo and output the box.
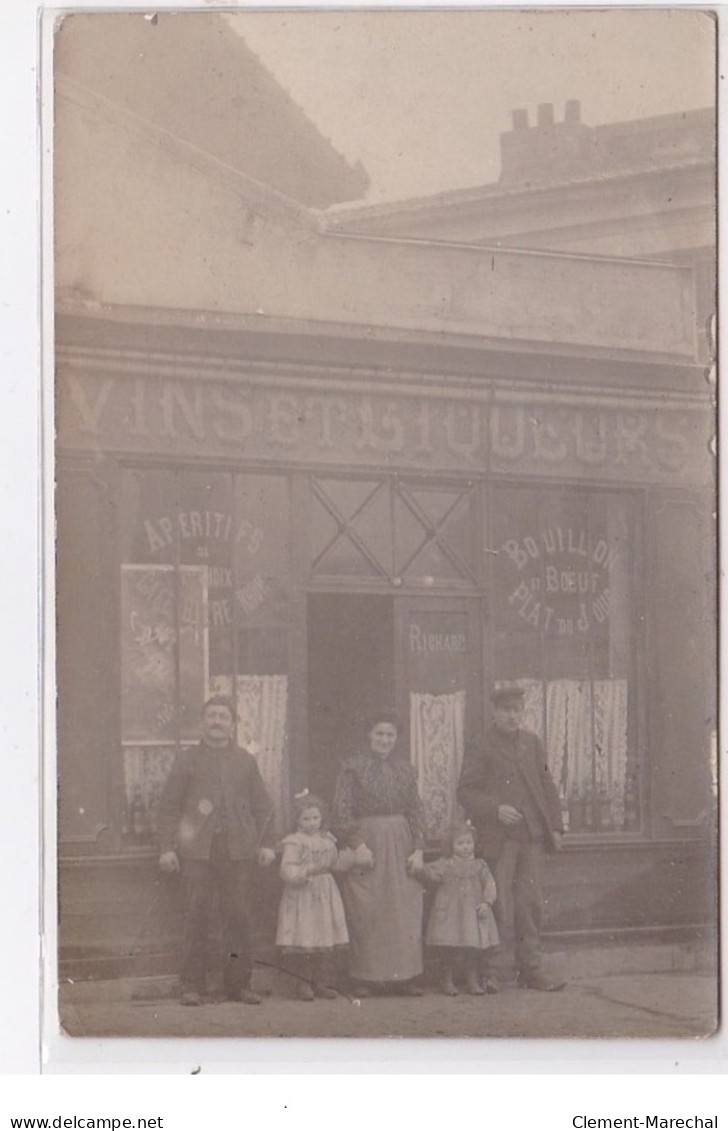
[442,977,459,997]
[465,972,485,996]
[296,981,315,1001]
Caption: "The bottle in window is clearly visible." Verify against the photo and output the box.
[597,786,612,830]
[130,786,148,842]
[623,775,639,832]
[568,792,584,832]
[121,792,130,841]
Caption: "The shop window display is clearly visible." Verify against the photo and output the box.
[119,468,291,840]
[491,485,640,834]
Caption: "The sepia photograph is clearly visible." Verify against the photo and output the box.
[52,7,719,1043]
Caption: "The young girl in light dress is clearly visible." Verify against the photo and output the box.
[276,791,371,1000]
[416,820,499,997]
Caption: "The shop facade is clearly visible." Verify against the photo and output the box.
[56,300,716,978]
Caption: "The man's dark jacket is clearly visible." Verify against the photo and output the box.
[458,726,564,859]
[157,741,275,861]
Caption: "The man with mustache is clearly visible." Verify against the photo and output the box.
[158,695,276,1006]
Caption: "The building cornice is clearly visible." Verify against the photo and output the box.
[56,342,710,413]
[54,302,709,402]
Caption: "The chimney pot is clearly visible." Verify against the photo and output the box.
[565,99,581,124]
[511,108,529,131]
[537,102,555,127]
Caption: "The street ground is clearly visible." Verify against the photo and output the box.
[58,970,718,1041]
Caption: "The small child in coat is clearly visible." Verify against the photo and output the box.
[276,791,370,1000]
[416,820,499,996]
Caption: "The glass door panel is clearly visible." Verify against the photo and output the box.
[395,597,483,841]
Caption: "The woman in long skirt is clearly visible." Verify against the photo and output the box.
[331,709,426,996]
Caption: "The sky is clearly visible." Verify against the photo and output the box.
[229,9,716,204]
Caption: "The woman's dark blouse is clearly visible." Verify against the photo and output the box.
[332,753,425,849]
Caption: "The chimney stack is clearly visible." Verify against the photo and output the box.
[500,99,591,185]
[511,108,529,131]
[565,99,581,124]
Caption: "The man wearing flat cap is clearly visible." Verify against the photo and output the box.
[457,682,565,992]
[157,695,277,1006]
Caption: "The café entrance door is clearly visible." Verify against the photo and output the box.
[307,591,483,837]
[307,593,395,803]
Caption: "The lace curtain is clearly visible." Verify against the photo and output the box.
[410,681,628,838]
[122,674,288,842]
[209,674,289,830]
[523,679,628,831]
[410,690,466,840]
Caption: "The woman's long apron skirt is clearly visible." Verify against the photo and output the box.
[339,814,423,983]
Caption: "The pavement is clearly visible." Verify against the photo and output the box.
[57,943,719,1041]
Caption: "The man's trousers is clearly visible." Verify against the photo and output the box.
[180,834,255,997]
[485,837,546,981]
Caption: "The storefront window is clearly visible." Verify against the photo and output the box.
[311,477,391,577]
[491,485,640,835]
[310,475,477,586]
[119,468,291,843]
[394,483,476,583]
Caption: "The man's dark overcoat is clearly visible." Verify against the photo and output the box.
[457,725,563,859]
[157,742,274,861]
